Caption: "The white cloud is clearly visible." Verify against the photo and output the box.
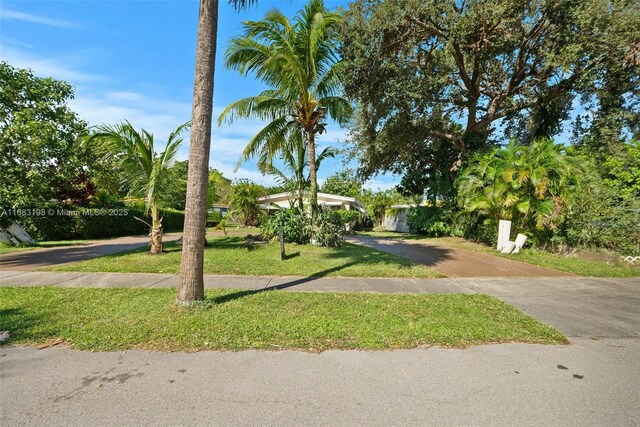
[1,45,103,82]
[0,8,78,28]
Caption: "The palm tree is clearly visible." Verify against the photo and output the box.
[89,121,188,254]
[218,0,352,217]
[456,139,580,241]
[260,130,336,210]
[178,0,257,304]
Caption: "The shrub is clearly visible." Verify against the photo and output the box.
[261,206,345,247]
[406,206,451,237]
[314,207,345,247]
[11,203,184,241]
[262,208,311,244]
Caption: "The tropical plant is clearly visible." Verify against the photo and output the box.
[88,121,188,254]
[218,0,352,217]
[340,0,640,192]
[456,139,580,245]
[228,179,266,226]
[261,131,336,209]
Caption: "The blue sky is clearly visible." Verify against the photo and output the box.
[0,0,400,190]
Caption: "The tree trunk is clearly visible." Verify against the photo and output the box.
[307,129,318,217]
[297,188,304,211]
[177,0,218,304]
[150,202,163,254]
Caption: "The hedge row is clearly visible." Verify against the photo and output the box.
[12,204,184,241]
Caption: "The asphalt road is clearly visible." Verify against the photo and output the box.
[1,338,638,426]
[0,233,183,271]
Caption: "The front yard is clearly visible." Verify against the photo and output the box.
[50,236,443,278]
[0,287,567,351]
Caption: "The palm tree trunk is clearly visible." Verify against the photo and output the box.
[307,129,318,217]
[297,189,304,211]
[177,0,218,304]
[150,202,163,254]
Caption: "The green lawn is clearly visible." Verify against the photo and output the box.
[0,287,567,351]
[50,236,443,278]
[0,240,94,255]
[357,232,640,278]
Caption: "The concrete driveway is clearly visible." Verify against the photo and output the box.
[348,235,572,277]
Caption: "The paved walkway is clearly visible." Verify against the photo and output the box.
[1,271,638,338]
[2,338,638,426]
[348,235,572,277]
[0,233,182,271]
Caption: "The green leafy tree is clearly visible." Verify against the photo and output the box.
[340,0,640,194]
[0,62,92,210]
[89,121,188,254]
[456,139,580,245]
[218,0,352,217]
[321,169,362,198]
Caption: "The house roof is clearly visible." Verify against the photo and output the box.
[257,191,365,209]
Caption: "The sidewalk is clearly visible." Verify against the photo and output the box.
[1,271,638,338]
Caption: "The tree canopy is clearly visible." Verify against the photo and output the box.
[0,62,91,209]
[340,0,640,196]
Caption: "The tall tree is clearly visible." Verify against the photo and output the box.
[341,0,640,193]
[177,0,256,304]
[218,0,352,217]
[261,131,336,209]
[89,122,188,254]
[0,62,90,212]
[177,0,219,303]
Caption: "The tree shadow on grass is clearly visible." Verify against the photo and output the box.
[205,259,362,305]
[342,238,456,269]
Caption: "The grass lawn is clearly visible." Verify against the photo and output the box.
[0,287,567,351]
[0,240,94,255]
[51,236,443,278]
[357,232,640,278]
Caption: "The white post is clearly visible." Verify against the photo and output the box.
[497,220,511,252]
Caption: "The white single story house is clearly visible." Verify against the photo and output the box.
[258,192,365,212]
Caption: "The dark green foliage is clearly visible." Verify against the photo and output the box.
[560,159,639,255]
[262,206,346,247]
[12,204,184,241]
[262,208,312,245]
[340,0,640,198]
[406,206,451,237]
[314,207,346,247]
[456,139,580,246]
[321,169,363,198]
[336,209,360,225]
[0,62,92,209]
